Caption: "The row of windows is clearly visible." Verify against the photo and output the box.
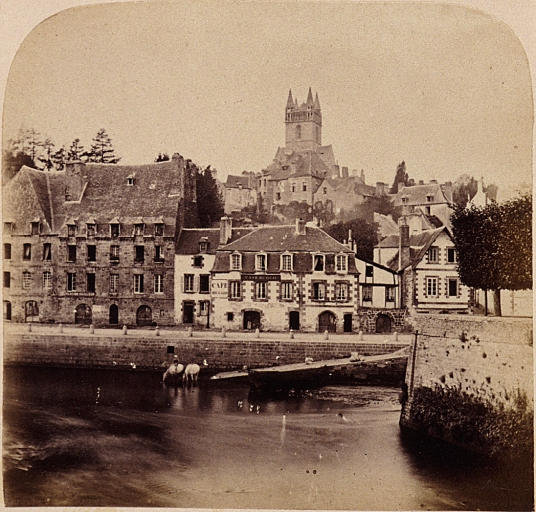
[426,247,457,264]
[228,280,350,301]
[67,222,165,238]
[183,274,210,293]
[425,277,459,297]
[361,285,396,302]
[4,271,164,294]
[229,253,348,272]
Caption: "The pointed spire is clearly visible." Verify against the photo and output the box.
[314,92,320,109]
[286,89,294,108]
[306,87,314,105]
[295,97,298,107]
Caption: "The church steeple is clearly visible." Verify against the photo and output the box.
[286,89,294,108]
[314,92,320,109]
[306,87,314,105]
[284,87,322,151]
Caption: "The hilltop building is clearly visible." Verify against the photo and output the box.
[223,172,258,215]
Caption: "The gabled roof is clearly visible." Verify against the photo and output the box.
[377,226,446,248]
[176,227,254,254]
[225,175,251,188]
[394,182,452,206]
[269,148,328,180]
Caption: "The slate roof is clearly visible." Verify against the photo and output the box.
[176,227,254,254]
[377,227,445,249]
[268,148,328,181]
[394,183,452,206]
[225,175,252,188]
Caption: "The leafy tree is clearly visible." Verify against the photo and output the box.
[325,218,379,260]
[451,195,532,316]
[67,138,86,161]
[86,128,120,163]
[313,200,335,226]
[196,165,224,227]
[389,160,409,194]
[155,153,170,162]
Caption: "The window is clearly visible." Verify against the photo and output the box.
[67,224,76,237]
[281,254,293,271]
[291,183,296,192]
[31,222,40,235]
[43,243,51,261]
[313,254,324,271]
[86,223,96,237]
[134,274,144,293]
[4,271,10,288]
[281,281,292,300]
[386,286,395,302]
[447,248,457,263]
[335,282,348,301]
[22,273,33,290]
[276,192,281,201]
[110,223,120,238]
[134,246,144,263]
[231,253,241,270]
[154,274,164,294]
[193,255,204,267]
[154,245,164,262]
[426,277,438,297]
[323,187,327,194]
[86,273,96,293]
[229,281,241,299]
[365,265,373,278]
[425,206,431,215]
[199,274,210,293]
[110,274,119,293]
[427,247,439,263]
[336,254,347,272]
[256,253,266,271]
[134,223,144,236]
[4,222,12,234]
[43,271,52,289]
[199,241,209,253]
[4,243,11,260]
[184,274,194,292]
[255,281,267,299]
[199,300,209,315]
[426,195,434,202]
[448,278,458,297]
[87,245,96,262]
[67,272,76,292]
[361,285,372,301]
[155,223,164,236]
[227,312,234,321]
[401,197,408,204]
[110,245,119,262]
[23,243,32,260]
[127,177,134,186]
[302,182,307,192]
[312,282,326,300]
[67,245,76,262]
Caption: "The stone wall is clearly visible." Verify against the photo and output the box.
[3,331,405,372]
[356,308,409,333]
[401,314,533,458]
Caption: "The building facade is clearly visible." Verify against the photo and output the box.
[3,154,197,326]
[210,220,359,332]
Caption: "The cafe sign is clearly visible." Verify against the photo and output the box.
[242,274,281,282]
[211,280,228,297]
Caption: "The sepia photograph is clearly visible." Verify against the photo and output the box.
[1,0,533,509]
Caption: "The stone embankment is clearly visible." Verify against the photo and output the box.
[3,324,409,372]
[400,314,533,460]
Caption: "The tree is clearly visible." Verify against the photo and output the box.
[67,138,85,161]
[51,146,67,170]
[38,138,55,171]
[2,149,35,183]
[452,175,478,208]
[389,161,409,194]
[325,218,379,260]
[86,129,120,163]
[155,153,170,162]
[196,165,224,227]
[451,195,532,316]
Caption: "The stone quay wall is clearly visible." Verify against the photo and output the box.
[3,330,406,372]
[400,314,533,459]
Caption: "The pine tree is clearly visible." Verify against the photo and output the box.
[196,165,224,227]
[38,138,55,171]
[51,146,67,170]
[86,129,120,163]
[67,138,85,161]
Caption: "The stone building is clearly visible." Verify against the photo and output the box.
[223,173,258,214]
[3,154,197,326]
[210,219,359,332]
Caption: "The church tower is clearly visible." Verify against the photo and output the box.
[285,88,322,151]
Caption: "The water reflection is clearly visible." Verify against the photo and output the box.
[3,366,533,510]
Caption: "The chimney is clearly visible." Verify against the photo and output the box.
[219,216,232,245]
[295,217,306,235]
[398,220,410,271]
[360,169,365,183]
[430,179,437,184]
[418,180,424,185]
[341,166,349,178]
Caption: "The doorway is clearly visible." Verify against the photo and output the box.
[183,301,194,324]
[109,304,119,325]
[289,311,300,331]
[375,314,392,333]
[4,301,12,320]
[318,311,336,332]
[136,305,152,326]
[343,313,353,332]
[243,310,261,330]
[74,304,92,325]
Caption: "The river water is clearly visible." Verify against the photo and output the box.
[3,366,533,509]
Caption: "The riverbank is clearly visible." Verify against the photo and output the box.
[3,322,409,372]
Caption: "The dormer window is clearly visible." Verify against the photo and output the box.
[256,253,267,272]
[110,223,120,238]
[426,195,434,202]
[313,254,324,271]
[281,253,293,272]
[31,222,40,235]
[86,223,96,237]
[127,176,135,186]
[335,254,348,272]
[67,224,76,237]
[401,197,408,204]
[154,223,164,236]
[199,240,209,253]
[230,253,242,271]
[134,223,145,236]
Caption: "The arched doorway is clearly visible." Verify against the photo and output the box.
[25,300,39,322]
[136,305,152,326]
[4,301,12,320]
[375,314,392,333]
[318,311,336,332]
[289,311,300,331]
[109,304,119,325]
[75,304,92,325]
[243,310,261,330]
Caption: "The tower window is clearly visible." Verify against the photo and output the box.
[296,125,301,139]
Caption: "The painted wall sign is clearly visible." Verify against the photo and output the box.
[242,274,281,282]
[211,280,229,297]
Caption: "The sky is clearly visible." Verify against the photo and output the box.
[1,0,534,196]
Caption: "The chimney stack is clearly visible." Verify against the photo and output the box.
[341,166,349,178]
[219,216,233,245]
[295,217,306,235]
[398,220,410,271]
